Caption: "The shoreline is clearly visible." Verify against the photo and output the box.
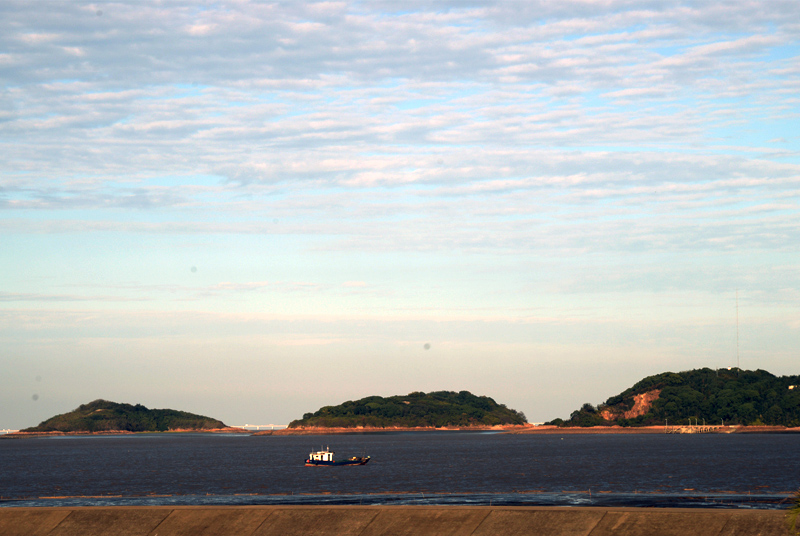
[0,427,248,439]
[256,424,800,435]
[5,424,800,438]
[253,425,526,436]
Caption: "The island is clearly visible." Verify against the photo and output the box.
[259,390,527,434]
[16,399,237,434]
[541,367,800,431]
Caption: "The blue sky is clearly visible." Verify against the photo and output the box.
[2,1,799,429]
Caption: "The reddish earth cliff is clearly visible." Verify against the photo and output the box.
[600,389,661,421]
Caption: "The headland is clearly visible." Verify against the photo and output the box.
[14,399,234,436]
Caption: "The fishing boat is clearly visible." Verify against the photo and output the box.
[305,447,370,466]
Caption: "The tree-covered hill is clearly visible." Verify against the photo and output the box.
[289,390,527,428]
[550,368,800,427]
[23,399,227,432]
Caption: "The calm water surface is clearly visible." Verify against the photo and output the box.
[2,432,797,509]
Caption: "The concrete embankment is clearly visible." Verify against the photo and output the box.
[0,506,790,536]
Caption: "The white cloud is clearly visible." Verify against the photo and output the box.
[1,0,799,425]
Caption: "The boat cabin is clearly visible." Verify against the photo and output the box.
[308,448,335,462]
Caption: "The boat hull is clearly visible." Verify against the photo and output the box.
[305,457,370,467]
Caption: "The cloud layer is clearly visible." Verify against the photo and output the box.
[1,1,799,427]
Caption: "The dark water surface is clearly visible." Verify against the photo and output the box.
[2,432,797,509]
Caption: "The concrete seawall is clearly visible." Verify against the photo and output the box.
[0,506,790,536]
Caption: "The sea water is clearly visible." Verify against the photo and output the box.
[1,432,797,509]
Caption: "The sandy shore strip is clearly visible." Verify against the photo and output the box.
[256,424,800,435]
[0,427,248,439]
[5,425,799,438]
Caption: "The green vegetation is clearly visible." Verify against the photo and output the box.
[789,489,800,536]
[289,390,527,428]
[550,368,800,427]
[23,399,227,432]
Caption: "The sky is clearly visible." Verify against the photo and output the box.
[1,1,799,430]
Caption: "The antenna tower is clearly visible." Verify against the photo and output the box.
[736,290,740,373]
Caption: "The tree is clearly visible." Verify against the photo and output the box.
[561,368,800,427]
[288,391,527,428]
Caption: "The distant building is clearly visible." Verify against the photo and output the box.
[231,424,288,430]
